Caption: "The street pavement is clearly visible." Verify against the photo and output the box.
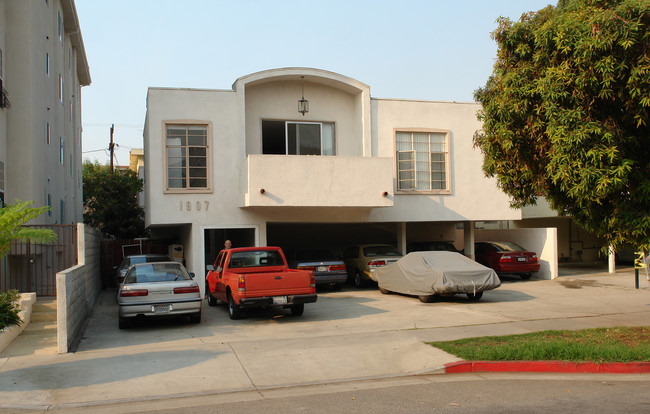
[0,263,648,411]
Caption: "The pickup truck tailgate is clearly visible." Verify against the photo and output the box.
[242,269,313,296]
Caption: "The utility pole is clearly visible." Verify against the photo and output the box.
[109,124,115,172]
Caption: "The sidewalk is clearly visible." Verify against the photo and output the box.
[0,266,648,411]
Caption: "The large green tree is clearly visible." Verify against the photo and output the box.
[474,0,650,251]
[83,161,147,239]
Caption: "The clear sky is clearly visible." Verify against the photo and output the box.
[76,0,553,165]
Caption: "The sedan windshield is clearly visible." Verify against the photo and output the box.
[124,263,191,283]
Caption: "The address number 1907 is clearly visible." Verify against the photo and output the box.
[180,201,210,212]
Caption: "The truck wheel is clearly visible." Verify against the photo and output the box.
[290,303,304,316]
[228,293,241,320]
[206,283,217,306]
[467,292,483,301]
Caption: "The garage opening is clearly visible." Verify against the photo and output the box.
[267,222,398,255]
[204,228,255,268]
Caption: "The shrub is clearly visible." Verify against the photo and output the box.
[0,289,22,331]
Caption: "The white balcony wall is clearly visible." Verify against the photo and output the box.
[245,154,393,207]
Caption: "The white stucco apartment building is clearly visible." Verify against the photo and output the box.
[0,0,90,222]
[144,68,560,286]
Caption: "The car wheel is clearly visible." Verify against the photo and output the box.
[190,311,201,324]
[379,287,390,294]
[467,292,483,301]
[520,273,532,280]
[418,295,433,303]
[353,270,365,288]
[118,316,130,329]
[290,303,304,316]
[206,283,217,306]
[227,292,241,320]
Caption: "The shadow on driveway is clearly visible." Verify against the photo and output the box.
[0,349,219,391]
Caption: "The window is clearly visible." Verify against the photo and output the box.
[262,120,335,155]
[46,122,50,145]
[58,74,63,103]
[165,124,209,190]
[396,131,449,192]
[60,199,65,224]
[46,52,49,76]
[58,12,63,43]
[60,137,64,164]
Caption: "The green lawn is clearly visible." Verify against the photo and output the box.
[428,327,650,363]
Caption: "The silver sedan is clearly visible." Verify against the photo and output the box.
[117,261,202,329]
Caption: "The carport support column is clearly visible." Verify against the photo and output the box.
[464,221,475,259]
[397,222,407,255]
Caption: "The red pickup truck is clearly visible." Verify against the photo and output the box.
[205,246,317,319]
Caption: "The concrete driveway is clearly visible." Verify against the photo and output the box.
[0,265,648,410]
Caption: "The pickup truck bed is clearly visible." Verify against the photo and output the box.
[206,247,317,319]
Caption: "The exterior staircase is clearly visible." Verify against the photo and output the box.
[1,296,58,356]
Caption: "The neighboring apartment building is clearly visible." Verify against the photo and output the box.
[144,68,538,283]
[0,0,90,223]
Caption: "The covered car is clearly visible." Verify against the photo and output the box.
[374,251,501,302]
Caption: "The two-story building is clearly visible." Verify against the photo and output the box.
[144,68,557,287]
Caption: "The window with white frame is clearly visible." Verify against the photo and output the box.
[262,120,335,155]
[396,131,449,192]
[165,124,209,190]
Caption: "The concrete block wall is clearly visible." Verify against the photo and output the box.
[56,224,102,353]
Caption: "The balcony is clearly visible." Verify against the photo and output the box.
[244,154,394,208]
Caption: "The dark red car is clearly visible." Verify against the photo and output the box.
[474,241,540,280]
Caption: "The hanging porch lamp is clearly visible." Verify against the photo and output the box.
[298,76,309,116]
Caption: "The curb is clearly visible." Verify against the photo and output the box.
[444,361,650,374]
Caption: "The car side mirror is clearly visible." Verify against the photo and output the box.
[189,272,195,278]
[206,265,214,271]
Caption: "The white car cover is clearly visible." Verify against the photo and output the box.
[375,251,501,296]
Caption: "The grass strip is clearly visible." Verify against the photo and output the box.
[428,326,650,363]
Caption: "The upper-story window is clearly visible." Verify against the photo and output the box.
[396,130,450,193]
[262,120,335,155]
[58,11,63,44]
[165,123,210,191]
